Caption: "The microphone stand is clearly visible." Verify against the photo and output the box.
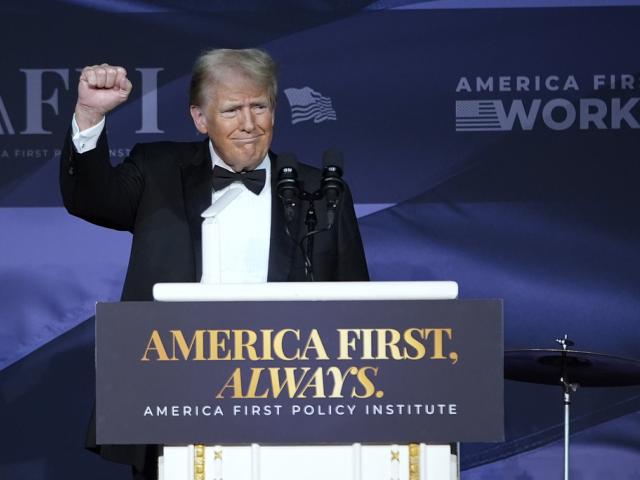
[299,189,323,282]
[280,150,345,282]
[276,165,322,282]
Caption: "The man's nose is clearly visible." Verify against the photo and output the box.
[238,107,255,132]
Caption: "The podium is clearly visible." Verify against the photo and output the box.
[95,281,503,480]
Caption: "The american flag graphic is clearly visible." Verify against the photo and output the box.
[455,100,505,131]
[284,87,337,124]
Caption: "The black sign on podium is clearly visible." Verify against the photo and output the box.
[96,294,503,445]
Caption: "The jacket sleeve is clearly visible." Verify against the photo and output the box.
[59,127,144,232]
[335,182,369,281]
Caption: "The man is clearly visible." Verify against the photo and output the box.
[60,49,368,479]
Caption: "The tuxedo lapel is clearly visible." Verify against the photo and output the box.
[181,140,212,282]
[268,152,300,281]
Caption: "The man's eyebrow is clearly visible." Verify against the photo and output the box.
[218,102,241,110]
[219,98,269,108]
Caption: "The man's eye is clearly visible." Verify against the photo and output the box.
[221,109,237,118]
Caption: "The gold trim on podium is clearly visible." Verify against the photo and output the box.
[409,443,420,480]
[194,444,205,480]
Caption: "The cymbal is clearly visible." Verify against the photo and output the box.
[504,349,640,387]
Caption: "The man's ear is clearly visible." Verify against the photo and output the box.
[190,105,208,134]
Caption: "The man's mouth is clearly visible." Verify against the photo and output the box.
[232,136,261,145]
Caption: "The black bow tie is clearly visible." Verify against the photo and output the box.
[211,165,266,195]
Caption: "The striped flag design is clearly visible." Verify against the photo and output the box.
[284,87,337,125]
[455,100,505,131]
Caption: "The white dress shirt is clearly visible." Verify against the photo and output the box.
[202,144,271,284]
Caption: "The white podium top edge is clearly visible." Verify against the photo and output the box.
[152,281,459,302]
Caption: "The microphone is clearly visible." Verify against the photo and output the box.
[276,153,300,223]
[321,149,345,229]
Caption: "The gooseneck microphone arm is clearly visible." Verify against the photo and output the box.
[276,154,316,280]
[321,149,345,230]
[276,154,300,225]
[297,188,325,281]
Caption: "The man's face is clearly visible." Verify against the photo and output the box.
[190,70,275,172]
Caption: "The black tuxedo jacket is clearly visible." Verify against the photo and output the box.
[61,130,368,301]
[59,130,368,471]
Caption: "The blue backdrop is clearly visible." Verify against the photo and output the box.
[1,1,639,478]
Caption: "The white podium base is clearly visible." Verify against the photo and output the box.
[159,444,458,480]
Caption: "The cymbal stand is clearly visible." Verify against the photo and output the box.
[557,334,578,480]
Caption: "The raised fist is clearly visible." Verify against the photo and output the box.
[75,64,133,130]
